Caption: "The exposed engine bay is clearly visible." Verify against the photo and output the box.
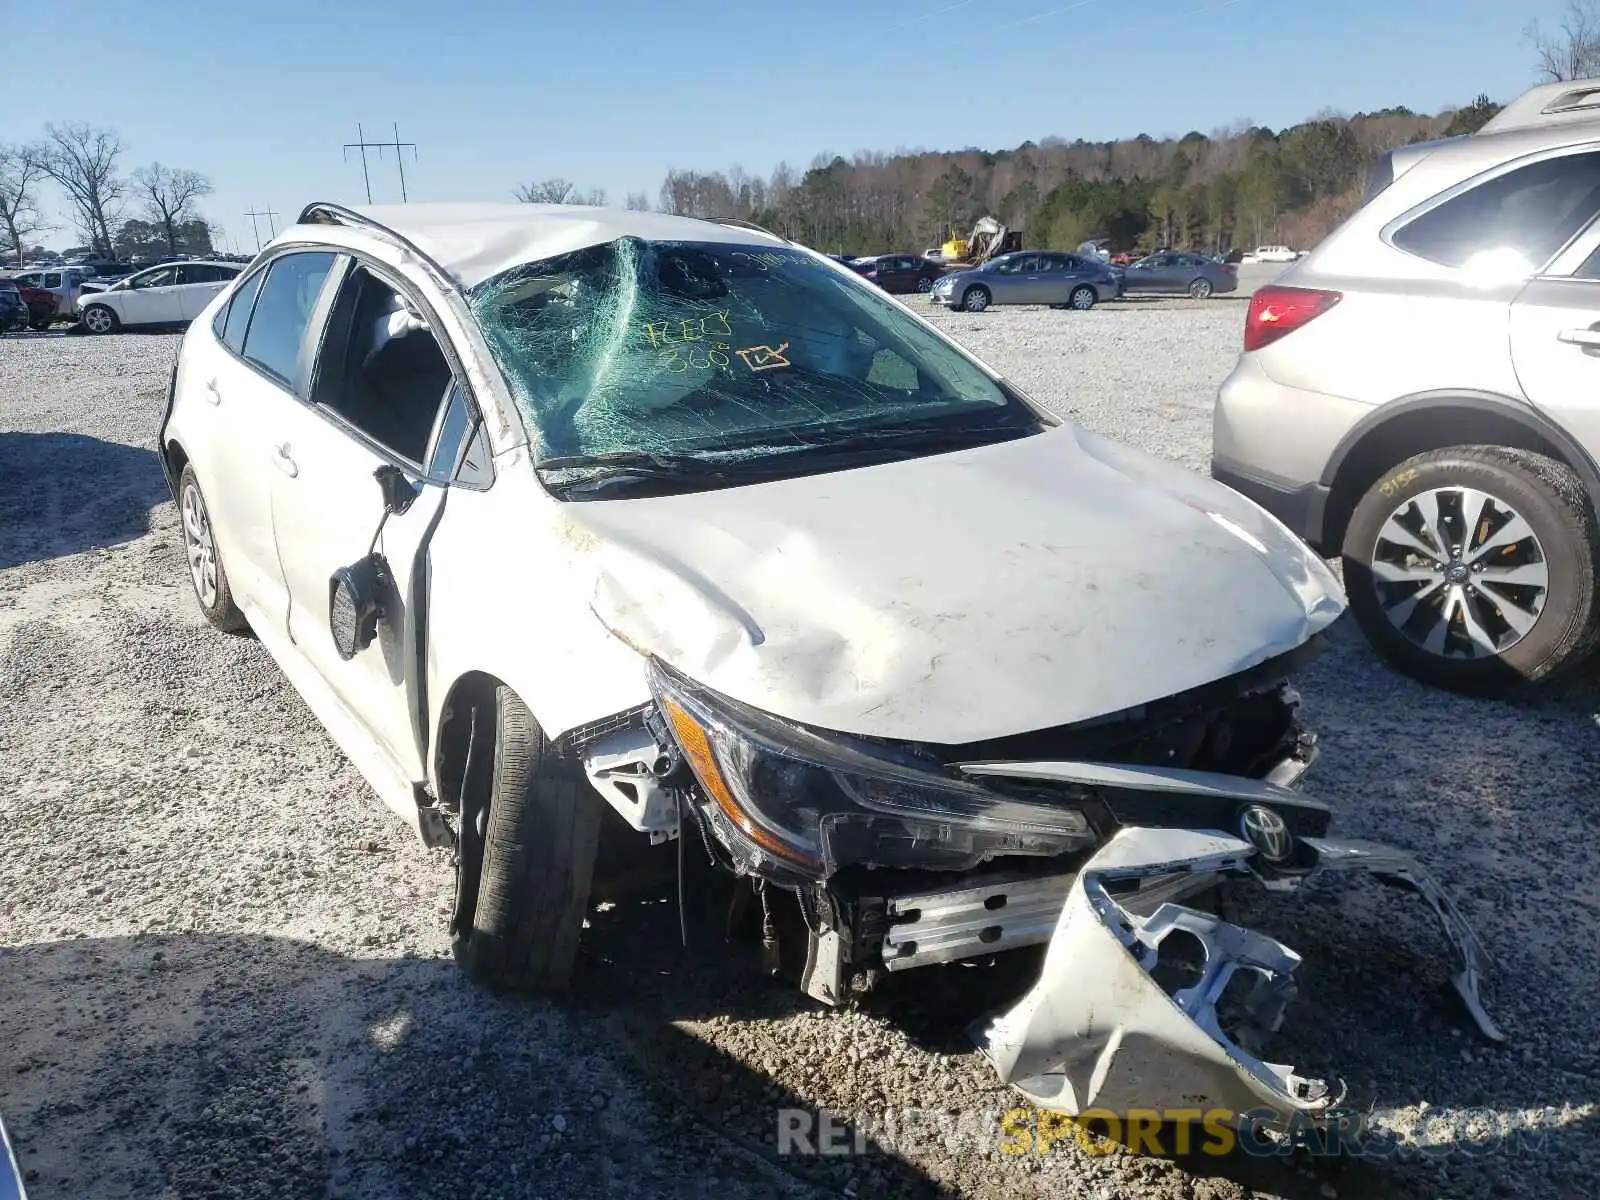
[568,639,1501,1125]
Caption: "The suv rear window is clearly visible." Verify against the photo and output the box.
[1393,151,1600,272]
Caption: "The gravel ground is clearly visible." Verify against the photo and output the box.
[2,275,1598,1200]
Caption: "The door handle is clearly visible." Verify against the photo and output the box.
[1557,327,1600,349]
[202,377,221,405]
[272,443,298,478]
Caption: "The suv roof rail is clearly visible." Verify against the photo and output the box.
[1480,77,1600,134]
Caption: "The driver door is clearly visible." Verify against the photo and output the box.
[124,266,185,324]
[268,260,465,783]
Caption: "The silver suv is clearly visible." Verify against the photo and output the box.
[1213,76,1600,693]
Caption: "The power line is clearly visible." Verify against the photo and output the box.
[342,122,418,204]
[243,206,278,253]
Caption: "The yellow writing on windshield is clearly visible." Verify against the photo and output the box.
[640,309,734,348]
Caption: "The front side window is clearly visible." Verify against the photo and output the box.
[240,251,337,387]
[310,265,454,466]
[469,238,1040,494]
[1393,150,1600,274]
[134,267,177,289]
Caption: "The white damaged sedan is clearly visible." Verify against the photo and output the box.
[158,202,1500,1127]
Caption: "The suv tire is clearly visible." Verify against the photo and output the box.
[452,685,601,992]
[1342,445,1600,693]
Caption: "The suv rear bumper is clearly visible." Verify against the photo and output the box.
[1209,458,1332,553]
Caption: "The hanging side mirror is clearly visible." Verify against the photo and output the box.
[328,466,416,659]
[329,554,386,661]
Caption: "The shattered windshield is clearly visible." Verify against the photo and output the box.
[468,238,1040,493]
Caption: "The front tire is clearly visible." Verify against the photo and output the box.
[1189,278,1214,299]
[1342,446,1600,693]
[81,304,118,334]
[916,277,934,293]
[178,464,248,633]
[452,686,602,992]
[1068,285,1097,311]
[960,286,991,313]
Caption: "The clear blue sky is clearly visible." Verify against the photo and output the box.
[11,0,1570,253]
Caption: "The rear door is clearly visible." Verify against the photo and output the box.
[196,251,342,629]
[267,260,464,783]
[177,263,241,318]
[1480,150,1600,451]
[1511,225,1600,455]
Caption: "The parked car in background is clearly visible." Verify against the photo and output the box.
[15,280,60,328]
[0,280,29,331]
[1114,251,1239,299]
[931,250,1121,312]
[1243,245,1300,264]
[76,261,243,333]
[850,252,948,294]
[1213,75,1600,693]
[11,265,95,314]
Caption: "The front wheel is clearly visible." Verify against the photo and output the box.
[452,686,602,992]
[1068,285,1097,311]
[1342,445,1600,693]
[1189,277,1214,299]
[960,286,991,313]
[81,304,118,334]
[916,276,935,293]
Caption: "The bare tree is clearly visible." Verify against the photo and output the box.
[40,123,125,254]
[514,178,575,204]
[1529,1,1600,81]
[132,163,214,256]
[0,143,50,267]
[571,187,607,206]
[624,190,652,211]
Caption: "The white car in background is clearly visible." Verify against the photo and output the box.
[1241,245,1301,264]
[76,261,244,334]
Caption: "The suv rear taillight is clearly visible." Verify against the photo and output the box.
[1243,285,1341,352]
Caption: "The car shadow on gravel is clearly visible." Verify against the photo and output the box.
[0,931,847,1200]
[0,432,169,570]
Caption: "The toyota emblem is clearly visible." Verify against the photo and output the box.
[1238,804,1293,862]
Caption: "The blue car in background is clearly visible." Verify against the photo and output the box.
[0,280,29,332]
[1,1113,26,1200]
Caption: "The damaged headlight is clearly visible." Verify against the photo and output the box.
[648,661,1096,880]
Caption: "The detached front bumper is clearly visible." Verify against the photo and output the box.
[972,826,1502,1122]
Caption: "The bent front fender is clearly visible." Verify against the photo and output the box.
[971,826,1501,1123]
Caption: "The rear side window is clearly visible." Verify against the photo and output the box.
[240,252,337,386]
[216,268,266,354]
[1393,151,1600,272]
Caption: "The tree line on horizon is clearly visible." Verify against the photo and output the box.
[639,95,1503,259]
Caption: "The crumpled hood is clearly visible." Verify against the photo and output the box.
[576,423,1345,744]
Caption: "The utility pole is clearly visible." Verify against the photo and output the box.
[244,206,278,253]
[342,122,418,203]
